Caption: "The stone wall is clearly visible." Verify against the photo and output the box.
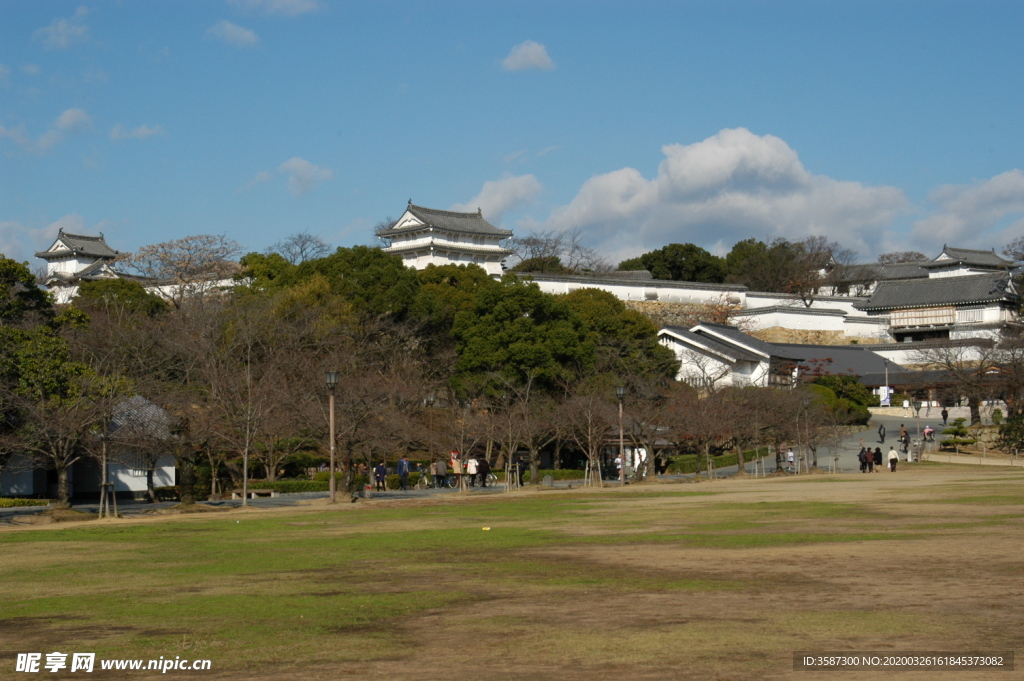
[747,326,883,346]
[624,300,739,330]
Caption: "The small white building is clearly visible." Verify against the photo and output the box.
[377,202,513,277]
[35,230,123,304]
[659,322,805,390]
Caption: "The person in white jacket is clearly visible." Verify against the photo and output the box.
[887,447,899,472]
[466,456,479,487]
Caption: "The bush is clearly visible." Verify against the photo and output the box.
[991,409,1003,425]
[248,480,328,493]
[0,498,49,507]
[940,418,976,450]
[997,414,1024,453]
[154,486,180,501]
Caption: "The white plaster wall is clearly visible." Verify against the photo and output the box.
[0,454,41,496]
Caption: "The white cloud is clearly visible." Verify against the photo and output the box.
[0,215,79,265]
[546,128,908,260]
[110,124,166,141]
[206,20,260,48]
[34,6,91,51]
[451,174,543,223]
[228,0,321,15]
[245,170,273,190]
[911,170,1024,251]
[502,40,555,71]
[278,157,332,196]
[21,64,41,75]
[55,108,92,132]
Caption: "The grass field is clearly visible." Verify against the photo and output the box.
[2,465,1022,680]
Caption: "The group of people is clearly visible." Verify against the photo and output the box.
[858,446,900,473]
[429,454,492,489]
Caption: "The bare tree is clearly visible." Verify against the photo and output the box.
[123,234,243,308]
[510,228,611,275]
[560,380,615,486]
[269,231,331,265]
[877,251,928,264]
[912,341,1000,425]
[669,389,739,478]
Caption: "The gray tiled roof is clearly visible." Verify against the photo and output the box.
[607,269,654,280]
[386,204,513,237]
[857,272,1018,311]
[35,231,119,259]
[694,322,806,360]
[841,262,929,282]
[923,246,1014,270]
[770,343,901,376]
[661,326,763,363]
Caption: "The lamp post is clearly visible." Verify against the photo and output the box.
[99,431,108,519]
[883,359,890,407]
[616,385,626,484]
[802,397,811,474]
[914,400,922,441]
[425,392,436,468]
[325,371,339,504]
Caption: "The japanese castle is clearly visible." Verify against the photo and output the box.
[376,201,513,277]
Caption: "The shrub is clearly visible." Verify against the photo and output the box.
[997,414,1024,453]
[248,480,327,493]
[940,418,976,450]
[0,498,49,507]
[991,409,1003,425]
[154,486,180,501]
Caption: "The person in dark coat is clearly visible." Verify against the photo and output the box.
[873,448,883,472]
[878,424,886,444]
[397,456,411,491]
[478,457,491,487]
[941,408,949,426]
[374,462,387,491]
[858,448,868,473]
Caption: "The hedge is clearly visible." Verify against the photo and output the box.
[0,498,49,507]
[666,447,769,475]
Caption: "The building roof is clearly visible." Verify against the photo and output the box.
[840,261,930,283]
[770,343,901,376]
[694,322,806,360]
[857,272,1018,311]
[922,245,1015,270]
[607,269,654,280]
[660,325,764,363]
[35,230,119,260]
[525,271,746,292]
[383,203,513,238]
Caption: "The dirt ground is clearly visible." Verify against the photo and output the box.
[3,465,1022,681]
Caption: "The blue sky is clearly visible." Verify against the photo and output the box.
[2,0,1023,269]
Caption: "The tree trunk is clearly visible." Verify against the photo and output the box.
[179,455,196,506]
[146,466,156,503]
[809,444,818,470]
[734,445,747,476]
[552,441,562,470]
[55,463,72,509]
[968,396,982,425]
[775,444,784,472]
[529,446,541,487]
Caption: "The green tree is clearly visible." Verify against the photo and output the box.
[452,280,592,396]
[293,246,420,320]
[0,256,52,324]
[77,278,168,317]
[812,375,876,407]
[561,288,678,379]
[617,243,726,283]
[509,256,571,274]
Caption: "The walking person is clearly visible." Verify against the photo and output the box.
[432,458,447,489]
[873,447,883,473]
[397,455,411,491]
[466,455,479,487]
[451,454,464,489]
[941,408,949,426]
[374,462,387,491]
[786,448,795,472]
[888,447,899,472]
[878,424,886,444]
[858,448,868,473]
[478,457,490,487]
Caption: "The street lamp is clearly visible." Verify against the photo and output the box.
[425,392,436,468]
[802,397,811,474]
[325,371,339,504]
[914,400,922,440]
[616,385,626,484]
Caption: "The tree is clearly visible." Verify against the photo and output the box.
[269,231,331,265]
[509,256,571,274]
[77,278,168,318]
[511,229,610,275]
[0,256,53,325]
[669,389,739,478]
[725,238,801,293]
[877,251,927,264]
[451,279,592,396]
[123,234,243,308]
[912,342,1000,425]
[294,246,420,320]
[561,288,678,380]
[560,379,615,486]
[617,243,726,283]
